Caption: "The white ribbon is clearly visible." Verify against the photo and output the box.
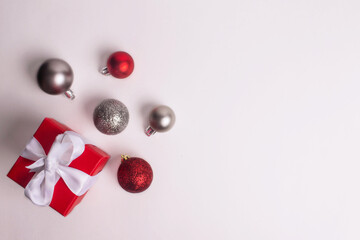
[21,131,99,206]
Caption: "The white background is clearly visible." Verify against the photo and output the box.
[1,0,360,239]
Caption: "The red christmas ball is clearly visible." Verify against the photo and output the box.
[107,51,134,79]
[117,157,153,193]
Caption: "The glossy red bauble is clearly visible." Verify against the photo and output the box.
[117,157,153,193]
[107,51,134,79]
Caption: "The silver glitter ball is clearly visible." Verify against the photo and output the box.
[93,99,129,135]
[37,59,74,95]
[149,105,176,132]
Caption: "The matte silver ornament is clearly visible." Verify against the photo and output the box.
[93,99,129,135]
[145,105,176,136]
[37,58,75,100]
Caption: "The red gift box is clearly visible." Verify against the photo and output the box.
[7,118,110,216]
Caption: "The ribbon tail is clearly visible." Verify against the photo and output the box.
[57,165,99,196]
[24,170,57,206]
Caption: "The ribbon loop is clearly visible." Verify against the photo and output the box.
[21,131,98,206]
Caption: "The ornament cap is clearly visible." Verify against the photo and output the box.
[100,67,110,76]
[64,89,75,100]
[121,155,130,162]
[145,126,156,136]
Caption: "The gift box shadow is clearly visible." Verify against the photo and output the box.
[0,116,41,155]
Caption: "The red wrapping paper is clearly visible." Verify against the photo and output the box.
[7,118,110,216]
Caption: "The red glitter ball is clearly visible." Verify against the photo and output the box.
[117,157,153,193]
[107,51,134,79]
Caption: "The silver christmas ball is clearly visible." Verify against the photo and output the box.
[149,105,176,132]
[93,99,129,135]
[37,58,74,95]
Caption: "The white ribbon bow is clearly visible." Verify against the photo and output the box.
[21,131,99,206]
